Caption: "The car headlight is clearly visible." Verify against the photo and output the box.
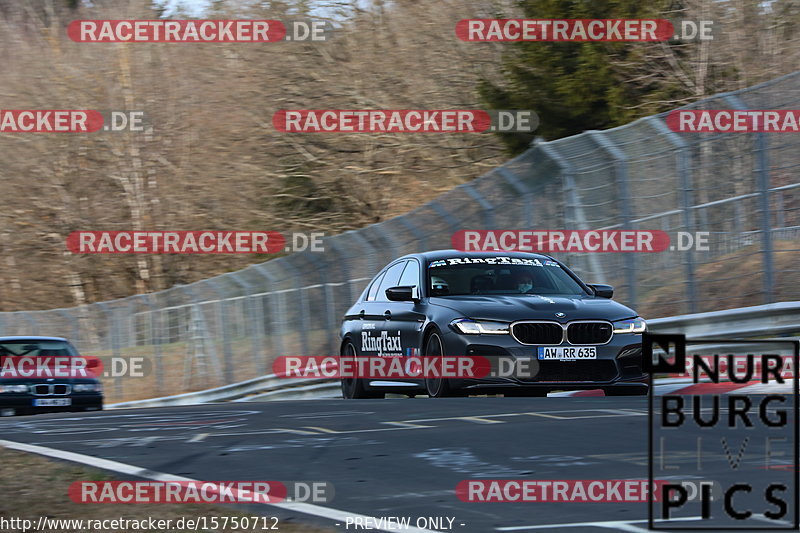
[0,385,29,393]
[612,317,647,334]
[450,318,510,335]
[74,383,102,393]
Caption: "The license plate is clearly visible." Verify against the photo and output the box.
[33,398,71,407]
[538,347,597,360]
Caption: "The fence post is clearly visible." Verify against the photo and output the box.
[724,94,774,304]
[496,167,534,227]
[20,311,38,335]
[538,142,606,284]
[95,302,121,398]
[252,263,287,358]
[206,279,235,384]
[397,215,429,252]
[587,132,636,308]
[647,116,698,313]
[227,272,266,376]
[138,294,164,395]
[327,238,358,306]
[459,183,494,229]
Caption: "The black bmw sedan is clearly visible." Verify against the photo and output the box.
[0,336,104,416]
[340,250,648,398]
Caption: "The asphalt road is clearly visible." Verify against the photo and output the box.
[0,397,794,532]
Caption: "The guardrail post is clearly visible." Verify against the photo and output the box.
[587,132,636,308]
[648,116,698,314]
[724,94,774,304]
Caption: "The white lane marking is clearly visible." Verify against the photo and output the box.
[0,439,438,533]
[456,417,505,424]
[188,433,209,443]
[282,411,375,419]
[496,516,703,531]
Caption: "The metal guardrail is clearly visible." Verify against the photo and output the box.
[107,301,800,409]
[649,301,800,339]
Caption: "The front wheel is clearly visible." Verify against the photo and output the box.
[424,331,461,398]
[340,342,384,399]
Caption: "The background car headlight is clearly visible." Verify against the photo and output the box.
[612,317,647,334]
[74,383,102,392]
[0,384,29,393]
[451,318,510,335]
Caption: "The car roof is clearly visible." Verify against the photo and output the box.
[0,335,69,342]
[400,249,554,263]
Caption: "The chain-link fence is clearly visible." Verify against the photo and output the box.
[2,71,799,403]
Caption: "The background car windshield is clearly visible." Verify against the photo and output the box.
[0,340,78,357]
[428,262,588,296]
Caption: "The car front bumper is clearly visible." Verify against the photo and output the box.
[440,327,647,391]
[0,393,104,415]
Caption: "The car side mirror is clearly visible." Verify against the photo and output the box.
[386,285,419,302]
[588,284,614,298]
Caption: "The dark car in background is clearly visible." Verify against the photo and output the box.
[0,336,103,416]
[340,250,648,398]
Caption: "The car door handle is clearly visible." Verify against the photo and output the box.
[384,310,392,320]
[358,310,365,319]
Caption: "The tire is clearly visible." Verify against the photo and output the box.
[604,386,648,396]
[424,331,461,398]
[340,342,384,399]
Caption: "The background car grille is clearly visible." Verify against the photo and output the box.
[31,384,71,396]
[533,360,618,382]
[511,322,563,345]
[566,322,613,345]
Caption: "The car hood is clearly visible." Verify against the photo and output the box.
[430,294,637,322]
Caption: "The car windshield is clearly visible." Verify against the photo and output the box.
[427,257,589,297]
[0,340,78,357]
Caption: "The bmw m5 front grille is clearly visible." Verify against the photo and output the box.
[511,322,563,345]
[566,322,613,345]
